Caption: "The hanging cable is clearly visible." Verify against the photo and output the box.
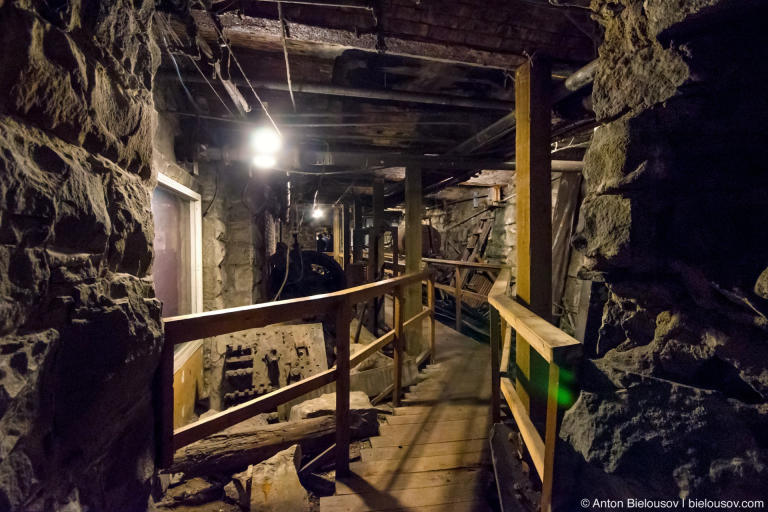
[277,0,297,112]
[196,1,282,135]
[157,13,236,117]
[272,248,291,301]
[202,166,220,217]
[158,22,201,114]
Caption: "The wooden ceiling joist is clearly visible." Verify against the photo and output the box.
[191,10,528,69]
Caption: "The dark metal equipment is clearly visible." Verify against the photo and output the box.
[266,238,347,301]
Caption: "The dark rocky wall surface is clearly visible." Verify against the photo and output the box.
[558,0,768,506]
[0,1,161,510]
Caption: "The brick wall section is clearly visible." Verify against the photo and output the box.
[267,0,595,63]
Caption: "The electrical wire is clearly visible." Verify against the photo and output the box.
[277,0,297,112]
[157,13,236,117]
[196,1,282,135]
[188,55,236,117]
[272,248,291,301]
[159,25,201,113]
[202,166,219,217]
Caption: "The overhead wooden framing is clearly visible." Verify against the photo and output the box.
[190,10,528,70]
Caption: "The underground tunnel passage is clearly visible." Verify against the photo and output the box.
[0,0,767,511]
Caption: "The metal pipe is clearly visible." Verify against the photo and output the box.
[552,58,598,102]
[161,73,515,111]
[165,110,470,128]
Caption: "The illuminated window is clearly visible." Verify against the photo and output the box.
[151,173,202,317]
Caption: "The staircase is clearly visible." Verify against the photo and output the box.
[320,325,494,511]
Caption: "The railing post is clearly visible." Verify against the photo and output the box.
[391,227,399,330]
[454,265,462,332]
[393,288,404,407]
[428,275,436,364]
[489,306,501,424]
[156,336,175,467]
[334,298,352,477]
[541,364,560,512]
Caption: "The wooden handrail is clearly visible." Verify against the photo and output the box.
[165,270,431,345]
[159,270,437,469]
[385,257,508,271]
[488,269,581,366]
[418,258,508,331]
[423,257,508,270]
[488,268,581,512]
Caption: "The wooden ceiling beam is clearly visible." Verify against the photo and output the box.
[191,10,527,70]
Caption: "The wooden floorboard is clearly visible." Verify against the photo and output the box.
[361,439,488,461]
[321,321,494,512]
[392,404,488,416]
[335,468,491,495]
[350,451,490,475]
[320,482,489,511]
[379,417,491,438]
[384,410,489,425]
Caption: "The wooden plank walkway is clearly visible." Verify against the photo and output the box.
[320,323,494,512]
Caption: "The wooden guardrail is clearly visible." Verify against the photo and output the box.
[424,258,506,331]
[385,257,507,331]
[488,268,581,512]
[158,270,436,477]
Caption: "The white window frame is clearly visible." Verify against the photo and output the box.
[156,172,203,316]
[156,173,205,371]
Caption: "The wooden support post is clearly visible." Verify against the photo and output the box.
[393,289,405,407]
[428,276,436,364]
[156,339,175,468]
[391,226,399,329]
[490,306,501,424]
[343,201,351,269]
[404,167,423,354]
[391,226,399,278]
[541,364,560,512]
[368,180,385,334]
[352,200,363,263]
[454,266,462,332]
[333,205,342,266]
[334,298,352,477]
[515,56,552,423]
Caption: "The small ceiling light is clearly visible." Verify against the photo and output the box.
[253,154,277,169]
[312,207,324,219]
[251,127,282,154]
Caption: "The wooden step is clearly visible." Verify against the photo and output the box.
[349,450,490,476]
[379,417,491,439]
[385,410,490,425]
[393,405,488,417]
[400,396,490,407]
[321,498,492,512]
[371,427,489,447]
[361,439,488,461]
[335,467,491,495]
[320,482,490,512]
[404,397,492,406]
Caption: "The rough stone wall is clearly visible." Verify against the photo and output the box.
[0,1,161,510]
[197,162,272,411]
[223,172,262,307]
[559,0,768,505]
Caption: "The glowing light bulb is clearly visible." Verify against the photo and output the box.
[251,127,282,154]
[312,207,324,219]
[253,154,277,169]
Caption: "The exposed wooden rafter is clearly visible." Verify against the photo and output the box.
[190,10,528,69]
